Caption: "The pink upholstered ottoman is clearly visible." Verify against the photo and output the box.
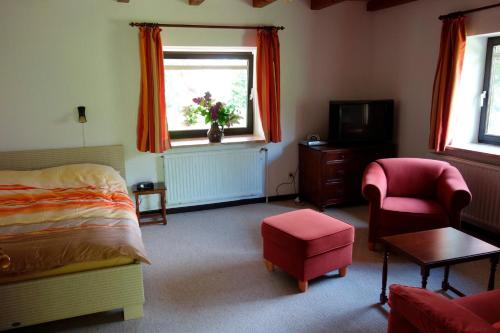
[261,209,355,292]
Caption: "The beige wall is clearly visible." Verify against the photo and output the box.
[368,0,500,157]
[4,0,498,200]
[0,0,373,197]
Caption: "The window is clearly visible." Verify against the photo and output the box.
[164,51,254,139]
[479,37,500,145]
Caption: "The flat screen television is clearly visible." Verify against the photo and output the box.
[329,100,394,144]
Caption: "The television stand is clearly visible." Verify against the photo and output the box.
[298,143,396,210]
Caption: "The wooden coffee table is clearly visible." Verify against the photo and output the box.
[379,227,499,304]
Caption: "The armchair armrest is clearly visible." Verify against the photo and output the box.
[437,166,472,215]
[362,162,387,208]
[388,284,497,333]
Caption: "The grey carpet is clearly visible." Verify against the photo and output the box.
[18,201,499,333]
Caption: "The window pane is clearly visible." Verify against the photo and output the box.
[485,45,500,136]
[165,57,249,132]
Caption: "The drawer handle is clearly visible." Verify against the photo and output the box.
[0,250,10,270]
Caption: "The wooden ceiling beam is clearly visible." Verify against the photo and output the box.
[188,0,205,5]
[253,0,277,8]
[311,0,348,10]
[366,0,418,11]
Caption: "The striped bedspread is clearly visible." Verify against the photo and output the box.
[0,164,150,277]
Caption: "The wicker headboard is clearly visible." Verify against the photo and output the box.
[0,145,125,177]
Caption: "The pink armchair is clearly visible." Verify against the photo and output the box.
[388,284,500,333]
[362,158,471,250]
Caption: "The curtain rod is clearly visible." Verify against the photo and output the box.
[439,2,500,20]
[129,22,285,31]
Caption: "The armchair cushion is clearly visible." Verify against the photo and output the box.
[380,197,449,235]
[382,197,447,215]
[388,285,498,333]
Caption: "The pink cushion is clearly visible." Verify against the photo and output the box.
[379,197,449,235]
[389,285,498,333]
[261,209,354,258]
[377,158,449,198]
[382,197,446,215]
[454,289,500,325]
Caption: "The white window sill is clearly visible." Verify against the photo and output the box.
[434,143,500,166]
[448,143,500,155]
[170,135,266,148]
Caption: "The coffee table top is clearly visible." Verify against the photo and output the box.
[381,227,500,267]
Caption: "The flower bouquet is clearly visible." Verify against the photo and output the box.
[182,92,242,143]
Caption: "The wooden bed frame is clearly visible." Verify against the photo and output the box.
[0,145,145,331]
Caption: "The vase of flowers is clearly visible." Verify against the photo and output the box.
[182,92,242,143]
[207,122,223,143]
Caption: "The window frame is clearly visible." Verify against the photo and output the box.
[164,51,255,139]
[479,36,500,145]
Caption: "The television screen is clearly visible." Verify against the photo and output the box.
[329,100,393,144]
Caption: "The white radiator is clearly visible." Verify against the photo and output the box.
[441,156,500,233]
[163,148,266,208]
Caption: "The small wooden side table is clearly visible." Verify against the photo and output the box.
[132,184,167,226]
[379,227,499,304]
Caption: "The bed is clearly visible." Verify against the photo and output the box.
[0,145,148,331]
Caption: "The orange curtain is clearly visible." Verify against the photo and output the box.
[257,29,281,143]
[429,16,466,152]
[137,26,170,153]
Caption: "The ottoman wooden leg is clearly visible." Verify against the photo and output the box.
[339,266,348,277]
[298,280,308,292]
[264,259,274,272]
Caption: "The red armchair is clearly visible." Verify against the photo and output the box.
[362,158,471,250]
[388,284,500,333]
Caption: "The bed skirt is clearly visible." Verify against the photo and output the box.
[0,263,144,330]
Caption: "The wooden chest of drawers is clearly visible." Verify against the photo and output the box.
[298,143,396,210]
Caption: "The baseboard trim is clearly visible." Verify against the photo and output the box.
[269,193,298,202]
[142,194,299,215]
[462,221,500,247]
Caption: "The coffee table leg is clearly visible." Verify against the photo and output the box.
[488,255,499,291]
[442,265,450,291]
[380,249,389,304]
[421,266,430,289]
